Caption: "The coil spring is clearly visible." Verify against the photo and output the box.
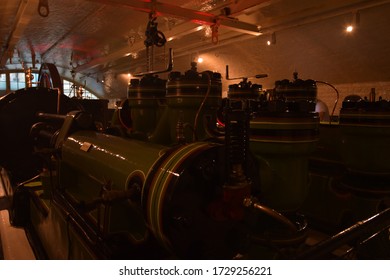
[225,104,250,174]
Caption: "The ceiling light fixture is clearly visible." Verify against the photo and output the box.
[267,32,276,45]
[346,10,360,33]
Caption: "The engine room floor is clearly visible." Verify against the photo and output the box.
[0,180,36,260]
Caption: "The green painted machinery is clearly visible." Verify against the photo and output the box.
[1,67,390,260]
[224,72,319,212]
[303,90,390,258]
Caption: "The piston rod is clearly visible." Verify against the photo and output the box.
[297,208,390,259]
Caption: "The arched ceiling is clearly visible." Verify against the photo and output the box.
[1,0,389,98]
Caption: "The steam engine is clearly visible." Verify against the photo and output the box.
[0,64,390,259]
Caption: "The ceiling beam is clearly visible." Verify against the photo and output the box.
[259,0,390,35]
[111,32,252,75]
[87,0,263,35]
[74,21,203,73]
[76,0,269,73]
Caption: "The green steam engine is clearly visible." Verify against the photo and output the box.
[0,63,389,259]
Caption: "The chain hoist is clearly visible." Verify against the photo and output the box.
[144,12,166,71]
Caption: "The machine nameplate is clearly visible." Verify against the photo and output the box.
[80,142,92,152]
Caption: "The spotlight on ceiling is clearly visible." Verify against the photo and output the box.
[346,10,360,33]
[267,32,276,46]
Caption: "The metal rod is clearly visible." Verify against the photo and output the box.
[226,65,268,81]
[297,208,390,259]
[133,48,173,77]
[316,80,339,124]
[243,197,298,234]
[37,112,67,120]
[193,71,211,141]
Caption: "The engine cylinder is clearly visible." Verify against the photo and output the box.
[226,76,319,211]
[61,130,251,258]
[339,95,390,194]
[127,75,166,137]
[273,73,317,112]
[0,87,81,182]
[250,112,319,211]
[166,63,222,142]
[339,96,390,175]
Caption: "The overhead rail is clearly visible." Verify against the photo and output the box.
[88,0,262,36]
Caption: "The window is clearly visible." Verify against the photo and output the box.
[63,79,98,99]
[0,74,6,95]
[0,72,99,99]
[10,72,26,91]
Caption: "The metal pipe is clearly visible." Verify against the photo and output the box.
[37,112,67,120]
[316,80,339,124]
[193,71,211,141]
[243,197,298,234]
[297,208,390,259]
[25,68,34,88]
[53,88,62,114]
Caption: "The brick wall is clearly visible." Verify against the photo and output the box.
[317,81,390,117]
